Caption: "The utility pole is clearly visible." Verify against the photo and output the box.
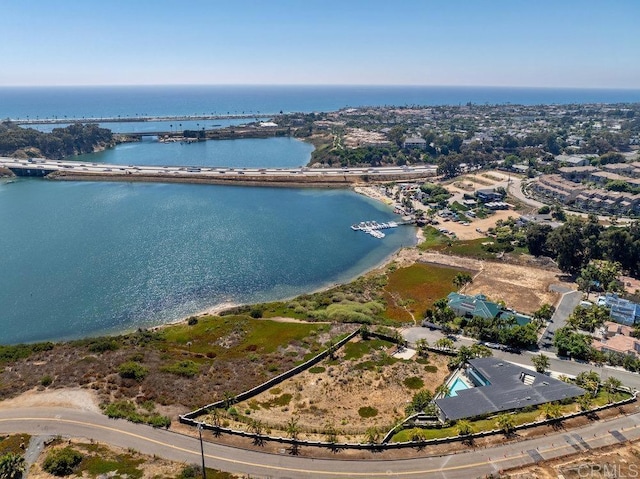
[198,422,207,479]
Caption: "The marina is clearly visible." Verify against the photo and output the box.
[351,220,405,239]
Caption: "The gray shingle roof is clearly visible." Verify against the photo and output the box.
[435,358,585,421]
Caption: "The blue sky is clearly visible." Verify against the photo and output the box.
[1,0,638,88]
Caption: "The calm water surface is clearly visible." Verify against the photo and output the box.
[0,178,414,345]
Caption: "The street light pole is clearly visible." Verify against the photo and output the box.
[198,422,207,479]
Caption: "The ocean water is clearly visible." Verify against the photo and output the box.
[2,85,640,120]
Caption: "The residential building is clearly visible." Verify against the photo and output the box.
[403,137,427,149]
[447,293,530,325]
[434,358,585,421]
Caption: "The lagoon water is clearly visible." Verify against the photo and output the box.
[0,178,414,344]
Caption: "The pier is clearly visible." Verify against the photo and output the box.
[350,219,414,239]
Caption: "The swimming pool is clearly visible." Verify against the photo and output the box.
[448,377,470,397]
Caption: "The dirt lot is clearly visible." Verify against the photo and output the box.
[503,440,640,479]
[440,209,517,240]
[223,338,450,441]
[417,251,574,313]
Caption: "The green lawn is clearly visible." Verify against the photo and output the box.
[391,390,633,443]
[343,338,393,360]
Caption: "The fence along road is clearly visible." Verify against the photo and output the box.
[2,405,640,478]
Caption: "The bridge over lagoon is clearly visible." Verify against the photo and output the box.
[0,157,436,187]
[9,113,267,125]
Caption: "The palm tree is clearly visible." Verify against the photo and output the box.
[541,402,562,420]
[409,428,426,442]
[0,452,25,479]
[577,393,594,412]
[249,419,265,446]
[456,420,473,436]
[603,377,622,403]
[364,427,380,445]
[495,413,515,436]
[324,424,339,445]
[286,417,300,440]
[286,417,301,455]
[434,337,454,351]
[453,272,473,290]
[435,384,450,398]
[531,353,550,374]
[415,339,429,357]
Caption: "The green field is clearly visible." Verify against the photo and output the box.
[159,315,323,360]
[383,263,463,322]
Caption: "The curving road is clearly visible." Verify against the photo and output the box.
[1,407,640,478]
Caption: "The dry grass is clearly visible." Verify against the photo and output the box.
[228,338,450,440]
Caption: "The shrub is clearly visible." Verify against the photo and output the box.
[161,360,200,378]
[424,365,438,373]
[42,447,83,476]
[187,316,198,326]
[403,377,425,390]
[118,361,149,381]
[358,406,379,418]
[40,375,53,387]
[88,339,119,353]
[309,366,325,374]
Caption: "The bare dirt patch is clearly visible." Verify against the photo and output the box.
[502,440,640,479]
[0,387,100,413]
[418,251,573,313]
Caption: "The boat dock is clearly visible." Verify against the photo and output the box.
[351,220,414,239]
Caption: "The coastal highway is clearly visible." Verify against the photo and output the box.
[1,406,640,478]
[0,157,437,185]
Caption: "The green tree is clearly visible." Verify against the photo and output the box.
[495,413,515,436]
[453,272,473,290]
[435,384,450,398]
[405,389,434,415]
[533,303,555,322]
[387,126,406,148]
[575,370,600,394]
[566,305,609,332]
[531,354,550,374]
[0,452,25,479]
[603,376,622,402]
[434,337,454,351]
[541,402,562,420]
[364,427,380,445]
[553,327,594,360]
[456,419,473,436]
[577,393,594,411]
[526,223,553,257]
[415,338,429,357]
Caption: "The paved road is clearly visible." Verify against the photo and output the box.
[1,407,640,478]
[0,157,437,182]
[539,289,583,352]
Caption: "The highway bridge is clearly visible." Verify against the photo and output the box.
[0,157,437,186]
[10,113,268,125]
